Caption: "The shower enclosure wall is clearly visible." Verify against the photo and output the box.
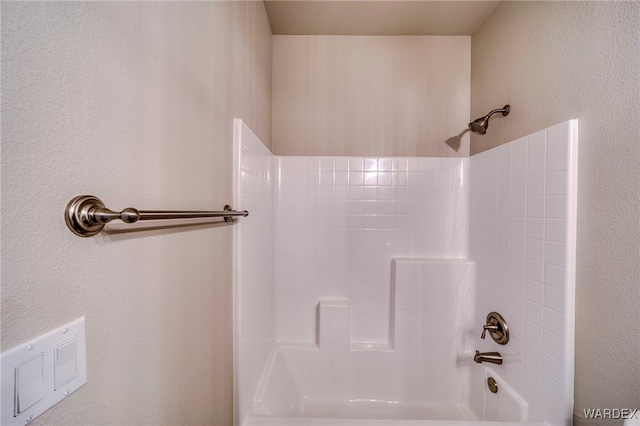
[233,119,577,425]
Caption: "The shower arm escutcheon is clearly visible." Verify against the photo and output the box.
[65,195,249,237]
[480,312,509,345]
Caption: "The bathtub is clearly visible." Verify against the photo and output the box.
[243,344,545,426]
[240,257,546,426]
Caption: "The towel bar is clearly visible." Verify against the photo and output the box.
[65,195,248,237]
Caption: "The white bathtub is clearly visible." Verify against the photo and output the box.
[244,344,545,426]
[241,258,545,426]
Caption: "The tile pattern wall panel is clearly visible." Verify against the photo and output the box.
[275,156,468,344]
[469,120,577,426]
[393,258,475,343]
[235,120,275,423]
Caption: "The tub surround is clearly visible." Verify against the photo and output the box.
[275,155,468,345]
[235,119,577,425]
[469,121,578,425]
[234,120,276,424]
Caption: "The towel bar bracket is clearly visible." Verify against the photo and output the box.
[65,195,248,237]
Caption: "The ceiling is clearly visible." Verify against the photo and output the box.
[264,1,501,36]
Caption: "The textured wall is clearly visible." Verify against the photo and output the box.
[470,2,640,424]
[1,2,271,425]
[272,36,470,157]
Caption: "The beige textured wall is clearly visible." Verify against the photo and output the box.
[272,35,470,157]
[1,2,271,425]
[471,2,640,424]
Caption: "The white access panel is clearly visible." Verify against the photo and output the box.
[1,317,87,425]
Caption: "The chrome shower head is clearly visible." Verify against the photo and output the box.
[469,105,511,135]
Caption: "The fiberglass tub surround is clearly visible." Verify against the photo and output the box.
[234,119,577,426]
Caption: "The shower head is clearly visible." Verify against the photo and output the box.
[469,118,489,135]
[469,105,511,135]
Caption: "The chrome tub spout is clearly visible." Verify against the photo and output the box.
[474,350,503,365]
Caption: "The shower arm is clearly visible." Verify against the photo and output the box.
[485,106,511,118]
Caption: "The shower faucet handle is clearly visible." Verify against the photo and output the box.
[480,312,510,345]
[481,324,499,339]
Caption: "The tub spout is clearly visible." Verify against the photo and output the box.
[474,350,502,364]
